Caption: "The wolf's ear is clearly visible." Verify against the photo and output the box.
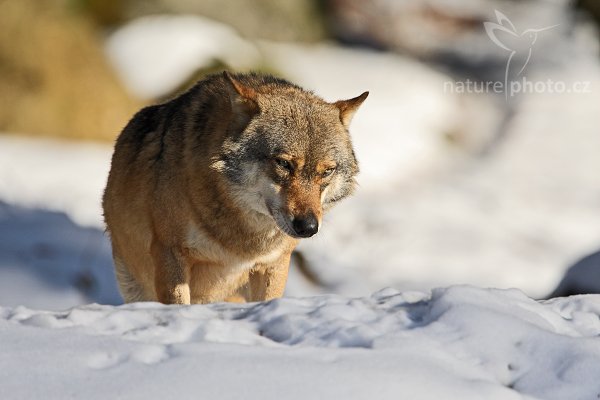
[223,71,259,118]
[334,91,369,129]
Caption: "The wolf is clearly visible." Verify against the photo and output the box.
[102,71,368,304]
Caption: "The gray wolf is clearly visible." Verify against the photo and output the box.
[102,71,368,304]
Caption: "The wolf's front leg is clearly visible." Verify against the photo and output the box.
[248,253,291,302]
[151,243,191,304]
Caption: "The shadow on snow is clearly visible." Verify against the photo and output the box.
[0,201,122,309]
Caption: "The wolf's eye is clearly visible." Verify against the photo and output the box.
[274,158,293,171]
[322,167,336,178]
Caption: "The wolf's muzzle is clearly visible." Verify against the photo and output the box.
[291,214,319,238]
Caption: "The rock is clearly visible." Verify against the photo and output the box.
[549,250,600,298]
[0,0,142,141]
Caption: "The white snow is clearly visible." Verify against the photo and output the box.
[0,135,110,228]
[105,15,261,100]
[2,286,600,399]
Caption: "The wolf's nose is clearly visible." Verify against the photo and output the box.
[292,214,319,238]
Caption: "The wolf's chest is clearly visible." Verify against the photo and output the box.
[183,223,284,270]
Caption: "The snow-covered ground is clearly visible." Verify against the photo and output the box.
[2,286,600,400]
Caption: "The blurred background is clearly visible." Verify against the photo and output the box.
[1,0,600,309]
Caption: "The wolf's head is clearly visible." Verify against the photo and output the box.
[212,72,367,239]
